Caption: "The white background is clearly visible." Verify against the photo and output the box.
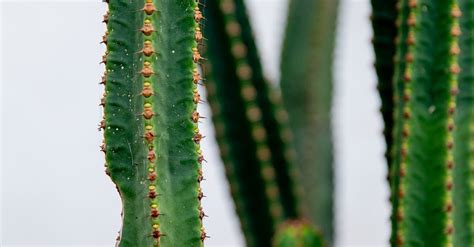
[0,0,390,246]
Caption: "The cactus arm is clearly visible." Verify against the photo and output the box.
[102,0,204,246]
[395,1,460,246]
[370,0,398,172]
[204,0,301,245]
[204,1,279,245]
[231,0,300,219]
[453,0,474,246]
[273,221,323,247]
[388,0,410,245]
[279,0,339,242]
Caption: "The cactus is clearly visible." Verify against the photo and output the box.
[389,0,461,245]
[203,0,300,246]
[373,0,411,245]
[273,220,323,247]
[453,0,474,246]
[279,0,339,243]
[370,0,398,172]
[100,0,206,246]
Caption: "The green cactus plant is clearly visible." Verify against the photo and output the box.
[371,0,411,245]
[100,0,206,246]
[273,220,323,247]
[453,0,474,246]
[203,0,301,245]
[279,0,339,243]
[386,0,461,245]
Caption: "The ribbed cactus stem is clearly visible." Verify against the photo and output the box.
[101,0,206,246]
[453,0,474,246]
[388,0,410,245]
[394,0,460,246]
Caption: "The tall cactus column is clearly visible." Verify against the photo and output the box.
[393,0,461,246]
[100,0,206,246]
[280,0,339,243]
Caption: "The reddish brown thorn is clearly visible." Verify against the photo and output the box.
[407,13,416,26]
[200,229,208,241]
[445,203,453,212]
[446,180,453,190]
[197,169,204,182]
[193,133,204,144]
[152,230,163,239]
[450,44,461,55]
[101,32,108,44]
[451,26,462,37]
[448,104,456,115]
[408,0,417,8]
[403,71,411,82]
[100,142,106,153]
[141,65,154,78]
[450,87,459,97]
[448,123,454,131]
[143,109,154,119]
[142,2,156,15]
[144,130,155,142]
[194,7,204,22]
[193,69,201,84]
[98,119,106,131]
[100,72,107,85]
[445,225,454,235]
[148,190,157,199]
[403,93,410,102]
[193,90,201,104]
[397,234,404,246]
[447,160,454,169]
[191,111,200,123]
[199,208,207,220]
[198,154,206,164]
[405,53,414,63]
[142,87,153,98]
[100,93,106,106]
[151,208,160,218]
[402,128,409,137]
[141,20,155,36]
[447,141,454,150]
[406,33,415,45]
[141,40,155,57]
[398,188,404,198]
[450,64,461,74]
[195,27,203,42]
[100,53,108,64]
[451,6,462,18]
[148,150,156,162]
[148,171,156,181]
[396,209,404,222]
[103,12,109,23]
[399,167,406,177]
[403,110,411,120]
[192,48,202,63]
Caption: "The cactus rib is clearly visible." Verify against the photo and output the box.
[395,0,461,246]
[453,0,474,246]
[387,0,410,245]
[101,0,205,246]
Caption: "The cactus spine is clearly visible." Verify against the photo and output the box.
[280,0,339,243]
[453,0,474,246]
[391,0,461,245]
[273,221,323,247]
[101,0,206,246]
[204,0,300,245]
